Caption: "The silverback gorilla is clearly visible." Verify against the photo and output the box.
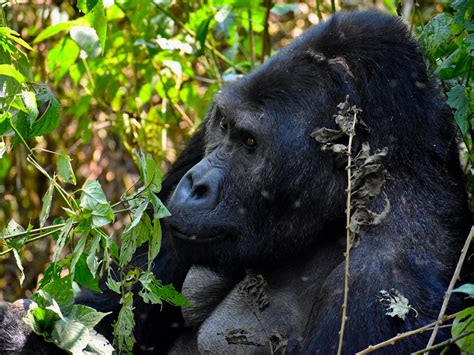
[0,11,472,355]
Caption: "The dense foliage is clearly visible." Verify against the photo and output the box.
[0,0,472,353]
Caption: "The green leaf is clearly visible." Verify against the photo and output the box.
[12,249,25,286]
[83,329,114,354]
[271,4,300,16]
[77,0,99,13]
[70,26,101,59]
[23,307,61,337]
[149,192,171,219]
[74,253,101,292]
[34,19,87,43]
[21,91,38,127]
[123,199,148,233]
[196,16,213,52]
[0,219,27,250]
[52,318,90,354]
[106,271,121,294]
[41,276,75,314]
[452,306,474,352]
[70,236,87,274]
[53,218,74,262]
[57,152,77,185]
[0,112,12,136]
[40,183,54,227]
[29,86,61,137]
[85,0,107,53]
[48,38,80,85]
[147,217,162,271]
[0,64,25,83]
[453,284,474,299]
[68,304,111,329]
[80,180,114,227]
[447,85,470,135]
[0,27,32,50]
[139,272,190,307]
[113,292,135,353]
[86,233,101,275]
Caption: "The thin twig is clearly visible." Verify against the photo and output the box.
[356,313,459,354]
[414,330,474,354]
[426,226,474,349]
[248,8,255,68]
[337,112,358,355]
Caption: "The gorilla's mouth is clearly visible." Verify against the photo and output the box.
[170,226,225,243]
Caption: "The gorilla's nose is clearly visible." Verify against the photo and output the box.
[168,159,221,211]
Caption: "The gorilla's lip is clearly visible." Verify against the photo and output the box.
[170,226,225,243]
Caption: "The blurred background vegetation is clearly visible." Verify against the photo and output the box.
[0,0,472,302]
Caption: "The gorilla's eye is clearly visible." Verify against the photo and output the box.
[243,135,256,149]
[219,117,230,131]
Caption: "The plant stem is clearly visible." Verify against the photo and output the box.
[425,226,474,350]
[2,223,66,240]
[248,8,255,68]
[336,112,358,355]
[414,330,474,354]
[0,229,61,257]
[356,313,459,354]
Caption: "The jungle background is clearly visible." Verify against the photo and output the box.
[0,0,472,353]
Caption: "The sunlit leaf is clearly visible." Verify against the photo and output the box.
[40,183,54,227]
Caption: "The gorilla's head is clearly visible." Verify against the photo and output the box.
[166,12,440,274]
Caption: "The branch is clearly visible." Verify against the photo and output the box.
[356,313,459,354]
[426,226,474,349]
[336,111,358,355]
[414,330,474,354]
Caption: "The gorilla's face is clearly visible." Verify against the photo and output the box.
[167,50,348,274]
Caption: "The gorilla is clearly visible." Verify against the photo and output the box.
[0,11,472,355]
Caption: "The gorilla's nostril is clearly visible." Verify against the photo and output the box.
[191,184,209,199]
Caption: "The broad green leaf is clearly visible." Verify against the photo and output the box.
[83,329,114,354]
[0,219,27,249]
[106,271,121,294]
[41,276,74,314]
[34,19,87,43]
[80,180,114,227]
[85,0,107,53]
[68,304,111,329]
[70,26,101,59]
[113,291,135,353]
[149,192,171,219]
[23,307,61,337]
[453,283,474,299]
[74,254,101,292]
[0,112,12,136]
[0,64,25,83]
[57,152,77,185]
[119,214,152,267]
[21,91,38,127]
[139,272,190,307]
[40,183,54,227]
[447,85,470,135]
[452,306,474,353]
[48,38,80,85]
[52,319,90,354]
[81,180,108,206]
[39,261,62,288]
[123,199,148,233]
[29,86,61,137]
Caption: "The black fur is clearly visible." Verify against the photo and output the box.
[0,11,471,354]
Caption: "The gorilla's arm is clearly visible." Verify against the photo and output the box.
[0,125,206,353]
